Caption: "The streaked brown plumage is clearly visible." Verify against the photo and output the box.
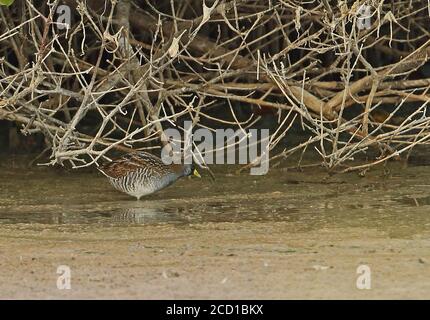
[98,152,200,200]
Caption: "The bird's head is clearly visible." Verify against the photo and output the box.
[183,164,201,178]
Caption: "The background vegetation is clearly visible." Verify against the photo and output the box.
[1,0,430,173]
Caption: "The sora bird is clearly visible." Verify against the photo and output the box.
[98,151,201,200]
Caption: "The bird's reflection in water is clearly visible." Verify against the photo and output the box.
[111,205,188,225]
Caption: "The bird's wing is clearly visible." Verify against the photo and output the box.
[98,152,167,179]
[134,151,166,167]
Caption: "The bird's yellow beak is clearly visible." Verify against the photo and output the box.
[193,169,201,178]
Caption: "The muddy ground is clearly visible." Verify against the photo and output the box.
[1,156,430,299]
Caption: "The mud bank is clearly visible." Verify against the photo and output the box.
[1,158,430,299]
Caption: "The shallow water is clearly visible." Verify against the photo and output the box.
[1,158,430,237]
[1,155,430,298]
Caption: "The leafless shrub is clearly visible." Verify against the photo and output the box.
[1,0,430,173]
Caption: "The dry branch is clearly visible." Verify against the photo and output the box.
[1,0,430,172]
